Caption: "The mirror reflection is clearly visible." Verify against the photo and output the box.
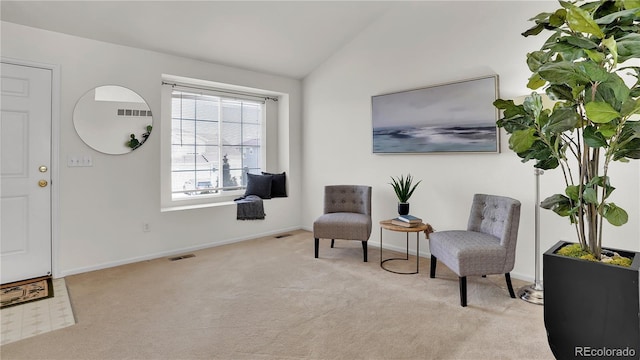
[73,85,153,154]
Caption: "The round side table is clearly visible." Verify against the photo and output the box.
[379,219,431,274]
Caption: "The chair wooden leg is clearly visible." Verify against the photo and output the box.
[430,255,437,278]
[459,276,467,307]
[314,238,319,258]
[331,239,335,248]
[505,273,516,298]
[361,241,368,262]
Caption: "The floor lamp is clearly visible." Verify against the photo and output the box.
[518,168,544,305]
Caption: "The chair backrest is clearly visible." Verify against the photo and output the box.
[467,194,521,269]
[324,185,372,215]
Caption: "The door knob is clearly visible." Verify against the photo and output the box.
[39,165,48,173]
[38,180,48,187]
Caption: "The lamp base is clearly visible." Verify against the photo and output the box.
[518,283,544,305]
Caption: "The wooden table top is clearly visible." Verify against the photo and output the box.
[379,219,432,233]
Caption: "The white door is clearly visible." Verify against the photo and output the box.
[1,61,52,284]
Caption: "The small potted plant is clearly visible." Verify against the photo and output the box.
[493,1,640,358]
[389,174,421,215]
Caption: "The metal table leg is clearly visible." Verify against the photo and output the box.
[380,230,420,274]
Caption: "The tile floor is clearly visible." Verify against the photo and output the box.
[0,278,75,346]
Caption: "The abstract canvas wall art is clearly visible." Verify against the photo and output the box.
[372,75,499,154]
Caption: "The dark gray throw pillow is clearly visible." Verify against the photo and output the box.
[262,171,287,198]
[245,173,273,199]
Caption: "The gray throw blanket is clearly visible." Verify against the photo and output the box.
[235,195,265,220]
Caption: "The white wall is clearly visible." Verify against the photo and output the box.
[2,1,638,283]
[1,21,303,277]
[301,1,640,281]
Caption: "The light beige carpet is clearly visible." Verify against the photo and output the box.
[0,230,554,359]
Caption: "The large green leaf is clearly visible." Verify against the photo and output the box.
[494,99,536,133]
[509,128,537,153]
[581,61,610,83]
[550,9,567,26]
[550,42,587,61]
[529,12,553,22]
[565,185,580,201]
[614,139,640,160]
[526,51,551,72]
[523,92,543,118]
[564,35,599,49]
[497,98,538,118]
[538,61,591,85]
[617,33,640,62]
[544,106,580,133]
[572,84,586,99]
[585,101,620,123]
[522,23,545,37]
[612,124,640,159]
[624,121,640,135]
[584,49,606,63]
[598,73,631,107]
[594,8,640,24]
[542,32,563,51]
[583,125,609,147]
[493,98,516,111]
[597,122,618,138]
[547,84,575,101]
[603,36,618,66]
[583,176,615,201]
[520,140,554,163]
[603,203,629,226]
[527,73,546,90]
[493,99,527,118]
[541,193,574,217]
[534,156,560,170]
[583,187,599,204]
[621,98,640,117]
[622,0,640,9]
[564,3,605,38]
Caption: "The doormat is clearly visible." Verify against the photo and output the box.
[1,276,54,309]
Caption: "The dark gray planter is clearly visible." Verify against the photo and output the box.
[543,241,640,359]
[398,203,409,216]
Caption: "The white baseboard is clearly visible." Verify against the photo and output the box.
[58,226,302,278]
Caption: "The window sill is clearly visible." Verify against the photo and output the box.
[161,191,244,212]
[161,200,237,212]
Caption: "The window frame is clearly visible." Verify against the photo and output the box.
[160,76,275,211]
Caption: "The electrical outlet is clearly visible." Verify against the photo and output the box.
[143,223,150,232]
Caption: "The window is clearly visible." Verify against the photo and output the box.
[160,75,284,211]
[168,86,265,201]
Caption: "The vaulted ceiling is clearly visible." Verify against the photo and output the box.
[1,1,395,79]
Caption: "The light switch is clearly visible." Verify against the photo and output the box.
[67,154,93,167]
[81,155,93,167]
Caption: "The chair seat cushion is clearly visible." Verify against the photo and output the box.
[429,230,506,277]
[313,212,372,241]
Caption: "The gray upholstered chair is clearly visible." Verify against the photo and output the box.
[314,185,372,262]
[429,194,521,307]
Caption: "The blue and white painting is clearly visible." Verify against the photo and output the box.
[372,75,499,153]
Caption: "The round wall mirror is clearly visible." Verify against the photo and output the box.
[73,85,153,154]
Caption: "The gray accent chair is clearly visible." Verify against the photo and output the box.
[429,194,521,307]
[314,185,372,262]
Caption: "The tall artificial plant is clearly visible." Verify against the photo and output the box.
[494,0,640,259]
